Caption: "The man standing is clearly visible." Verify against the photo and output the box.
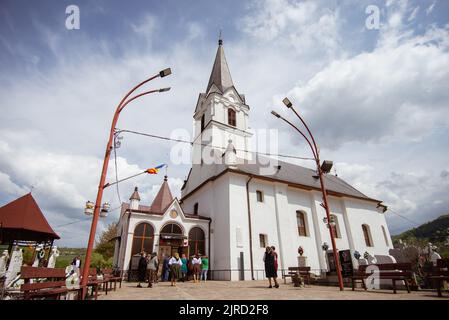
[162,254,170,282]
[147,252,158,288]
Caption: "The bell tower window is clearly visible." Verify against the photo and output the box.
[228,108,236,127]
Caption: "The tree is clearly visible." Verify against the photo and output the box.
[95,222,118,260]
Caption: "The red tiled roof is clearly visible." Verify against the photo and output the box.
[0,193,60,241]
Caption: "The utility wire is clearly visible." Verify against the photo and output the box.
[54,206,122,228]
[115,128,315,161]
[387,207,423,228]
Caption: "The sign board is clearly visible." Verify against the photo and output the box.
[339,249,354,277]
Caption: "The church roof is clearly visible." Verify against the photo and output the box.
[129,187,141,201]
[150,176,174,214]
[181,153,384,207]
[206,39,234,94]
[0,193,60,242]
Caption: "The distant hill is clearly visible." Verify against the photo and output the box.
[393,214,449,242]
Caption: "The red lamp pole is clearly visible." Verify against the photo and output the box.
[271,98,345,291]
[80,69,171,299]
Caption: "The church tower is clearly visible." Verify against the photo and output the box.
[192,38,253,164]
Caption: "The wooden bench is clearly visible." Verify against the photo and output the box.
[80,268,109,299]
[20,266,83,300]
[282,267,311,285]
[101,268,122,292]
[427,259,449,297]
[352,263,413,294]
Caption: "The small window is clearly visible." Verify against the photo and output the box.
[362,224,373,247]
[259,234,267,248]
[228,108,236,126]
[256,190,264,202]
[296,211,308,236]
[193,203,199,215]
[382,226,389,246]
[330,214,341,239]
[201,114,205,132]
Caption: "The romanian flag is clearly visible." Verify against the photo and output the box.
[146,164,166,174]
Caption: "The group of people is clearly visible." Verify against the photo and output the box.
[137,252,209,288]
[264,246,280,288]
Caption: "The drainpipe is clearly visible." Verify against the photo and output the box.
[246,176,255,280]
[208,218,212,274]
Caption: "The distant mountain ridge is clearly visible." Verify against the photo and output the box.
[393,214,449,240]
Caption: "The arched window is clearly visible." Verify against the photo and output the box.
[189,227,205,256]
[330,214,341,238]
[228,108,236,126]
[362,224,373,247]
[131,223,154,256]
[160,223,183,235]
[381,226,389,246]
[296,211,308,236]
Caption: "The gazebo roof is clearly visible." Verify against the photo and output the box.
[0,193,60,242]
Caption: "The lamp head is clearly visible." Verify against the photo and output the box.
[159,87,171,92]
[271,110,281,118]
[282,97,293,108]
[321,160,333,174]
[159,68,172,78]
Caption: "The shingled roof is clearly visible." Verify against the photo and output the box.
[0,193,60,242]
[181,153,382,205]
[150,176,174,214]
[206,39,234,93]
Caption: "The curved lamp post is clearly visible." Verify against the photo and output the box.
[80,68,172,298]
[271,97,344,291]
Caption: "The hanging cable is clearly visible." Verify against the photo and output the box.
[115,128,315,161]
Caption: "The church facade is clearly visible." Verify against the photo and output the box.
[113,39,393,281]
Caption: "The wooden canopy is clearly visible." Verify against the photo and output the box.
[0,193,60,243]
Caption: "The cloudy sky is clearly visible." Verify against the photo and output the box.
[1,0,448,247]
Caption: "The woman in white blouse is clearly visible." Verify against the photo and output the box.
[192,254,202,283]
[168,253,183,287]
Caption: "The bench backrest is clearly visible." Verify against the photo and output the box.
[358,263,412,272]
[20,267,67,292]
[102,268,113,275]
[21,266,67,279]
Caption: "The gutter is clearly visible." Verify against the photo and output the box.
[246,175,255,280]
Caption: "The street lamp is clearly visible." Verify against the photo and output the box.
[271,97,345,291]
[80,68,172,299]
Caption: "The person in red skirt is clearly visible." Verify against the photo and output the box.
[271,246,278,273]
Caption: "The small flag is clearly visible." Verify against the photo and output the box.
[146,164,166,174]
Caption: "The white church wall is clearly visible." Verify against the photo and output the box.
[343,199,393,257]
[181,174,232,280]
[245,179,281,279]
[286,188,322,274]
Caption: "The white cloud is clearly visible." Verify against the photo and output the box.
[284,24,449,149]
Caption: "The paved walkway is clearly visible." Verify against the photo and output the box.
[98,280,446,300]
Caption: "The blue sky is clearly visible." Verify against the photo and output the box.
[1,0,449,247]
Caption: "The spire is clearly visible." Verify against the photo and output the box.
[150,177,173,214]
[129,186,141,201]
[206,36,234,93]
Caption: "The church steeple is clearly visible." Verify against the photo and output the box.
[206,37,234,94]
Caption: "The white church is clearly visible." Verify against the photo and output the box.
[113,39,393,281]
